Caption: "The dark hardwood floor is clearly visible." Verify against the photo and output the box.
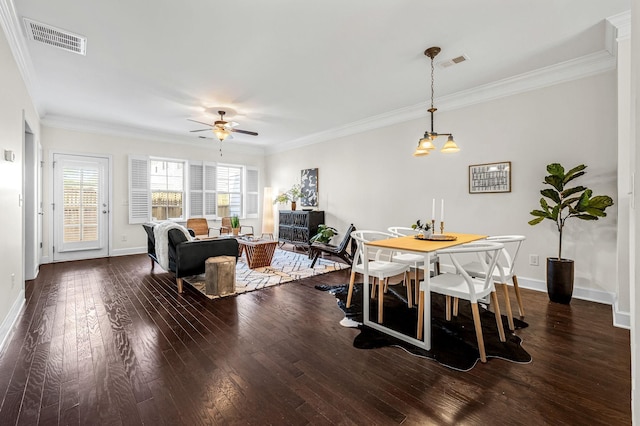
[0,252,630,425]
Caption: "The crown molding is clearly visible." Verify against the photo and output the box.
[606,10,631,48]
[267,48,617,155]
[42,115,266,156]
[0,0,42,117]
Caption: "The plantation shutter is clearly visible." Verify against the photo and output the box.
[128,155,150,224]
[189,162,217,219]
[204,163,217,218]
[189,162,204,216]
[246,167,259,218]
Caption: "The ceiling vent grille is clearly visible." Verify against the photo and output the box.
[23,18,86,55]
[438,54,469,68]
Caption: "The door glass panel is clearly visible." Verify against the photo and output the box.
[62,166,99,243]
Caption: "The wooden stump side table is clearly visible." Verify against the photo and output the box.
[205,256,236,296]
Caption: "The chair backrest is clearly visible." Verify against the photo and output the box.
[436,241,504,300]
[336,223,356,252]
[387,226,419,237]
[486,235,525,277]
[186,218,209,236]
[350,230,396,266]
[221,217,232,234]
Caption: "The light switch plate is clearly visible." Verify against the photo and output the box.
[4,150,15,162]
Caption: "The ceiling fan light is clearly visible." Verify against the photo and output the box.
[440,135,460,153]
[213,127,230,142]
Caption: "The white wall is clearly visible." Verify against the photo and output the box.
[266,71,619,301]
[0,27,40,349]
[40,126,266,259]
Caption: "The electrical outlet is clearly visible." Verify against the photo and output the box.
[529,254,539,266]
[121,235,127,242]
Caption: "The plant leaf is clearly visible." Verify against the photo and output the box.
[544,175,564,192]
[528,217,544,225]
[541,188,561,203]
[547,163,564,177]
[529,209,548,217]
[563,164,586,184]
[551,204,560,221]
[588,195,614,210]
[582,207,607,217]
[561,185,586,198]
[575,214,598,221]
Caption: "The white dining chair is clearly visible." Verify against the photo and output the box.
[348,230,411,324]
[387,226,441,304]
[417,241,506,363]
[460,235,526,330]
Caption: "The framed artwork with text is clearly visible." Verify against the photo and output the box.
[469,161,511,193]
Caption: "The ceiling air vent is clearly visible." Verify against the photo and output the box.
[23,18,86,55]
[438,54,469,68]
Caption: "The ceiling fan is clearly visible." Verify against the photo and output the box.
[188,110,258,142]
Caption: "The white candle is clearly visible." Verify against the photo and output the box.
[440,199,444,222]
[431,198,436,221]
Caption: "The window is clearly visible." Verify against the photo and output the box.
[150,160,185,220]
[216,165,242,218]
[129,155,259,224]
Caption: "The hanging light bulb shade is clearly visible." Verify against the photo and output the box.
[413,146,430,157]
[440,135,460,153]
[419,134,437,150]
[413,46,461,157]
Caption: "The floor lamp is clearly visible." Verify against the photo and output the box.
[261,187,274,240]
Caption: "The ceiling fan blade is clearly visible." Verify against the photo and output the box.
[187,118,213,127]
[231,128,259,136]
[190,128,212,132]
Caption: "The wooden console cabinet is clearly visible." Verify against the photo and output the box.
[278,210,325,247]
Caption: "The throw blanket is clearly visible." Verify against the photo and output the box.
[153,221,192,271]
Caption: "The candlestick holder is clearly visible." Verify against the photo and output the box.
[431,219,435,234]
[440,221,445,234]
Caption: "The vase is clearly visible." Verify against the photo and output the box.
[291,201,297,211]
[546,257,574,304]
[232,228,239,236]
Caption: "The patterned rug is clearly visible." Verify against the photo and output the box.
[185,248,349,299]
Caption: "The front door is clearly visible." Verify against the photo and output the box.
[53,153,110,261]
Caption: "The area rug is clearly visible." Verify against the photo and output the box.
[185,249,349,299]
[316,283,532,371]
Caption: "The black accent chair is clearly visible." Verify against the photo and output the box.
[309,223,356,268]
[143,224,239,293]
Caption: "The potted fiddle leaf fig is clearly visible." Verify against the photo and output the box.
[528,163,614,304]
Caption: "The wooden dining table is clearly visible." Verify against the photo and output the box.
[363,232,487,350]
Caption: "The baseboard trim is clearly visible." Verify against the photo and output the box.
[613,300,631,329]
[110,247,146,257]
[0,290,25,357]
[517,276,628,328]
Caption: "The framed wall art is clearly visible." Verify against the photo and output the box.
[300,168,318,207]
[469,161,511,193]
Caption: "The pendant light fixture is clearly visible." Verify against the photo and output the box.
[413,46,460,157]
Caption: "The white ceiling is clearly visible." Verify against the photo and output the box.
[3,0,631,152]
